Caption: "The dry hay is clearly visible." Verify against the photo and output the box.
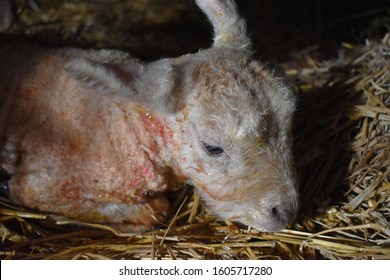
[0,0,389,260]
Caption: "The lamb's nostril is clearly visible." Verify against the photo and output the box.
[271,206,293,224]
[0,171,11,197]
[0,181,9,197]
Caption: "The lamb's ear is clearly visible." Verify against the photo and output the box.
[64,54,181,114]
[195,0,252,50]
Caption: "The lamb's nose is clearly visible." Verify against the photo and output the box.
[0,171,11,197]
[271,206,294,226]
[0,181,9,197]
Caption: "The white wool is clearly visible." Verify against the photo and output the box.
[0,0,299,233]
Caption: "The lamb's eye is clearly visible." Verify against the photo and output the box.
[202,142,224,155]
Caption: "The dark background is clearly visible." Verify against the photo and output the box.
[5,0,389,62]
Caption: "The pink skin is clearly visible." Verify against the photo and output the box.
[0,37,179,231]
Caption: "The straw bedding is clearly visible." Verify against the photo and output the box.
[0,0,389,259]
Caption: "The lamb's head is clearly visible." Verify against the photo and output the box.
[171,47,298,232]
[169,0,299,231]
[65,0,299,232]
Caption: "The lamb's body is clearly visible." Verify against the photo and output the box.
[0,0,299,232]
[0,36,179,230]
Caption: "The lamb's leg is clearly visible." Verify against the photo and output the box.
[8,172,170,232]
[4,131,169,232]
[95,194,170,232]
